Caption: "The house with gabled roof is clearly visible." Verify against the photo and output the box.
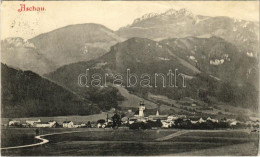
[63,121,74,128]
[26,119,41,126]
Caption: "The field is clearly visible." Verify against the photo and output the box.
[1,128,259,156]
[1,128,40,147]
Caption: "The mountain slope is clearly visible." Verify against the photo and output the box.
[46,37,203,109]
[100,37,200,75]
[1,38,56,75]
[117,8,259,58]
[160,36,259,87]
[2,23,124,75]
[47,37,201,85]
[46,37,259,111]
[1,63,101,118]
[29,23,124,72]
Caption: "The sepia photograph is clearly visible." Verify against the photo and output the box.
[1,1,259,156]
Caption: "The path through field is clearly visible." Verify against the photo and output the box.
[1,131,83,150]
[155,130,189,141]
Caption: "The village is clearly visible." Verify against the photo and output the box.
[6,101,260,131]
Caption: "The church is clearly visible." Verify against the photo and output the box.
[129,101,168,123]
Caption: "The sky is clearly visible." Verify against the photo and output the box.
[1,1,259,40]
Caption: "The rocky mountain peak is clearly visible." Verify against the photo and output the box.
[162,8,193,17]
[133,12,159,24]
[132,8,194,25]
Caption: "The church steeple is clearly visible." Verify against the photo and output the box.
[156,109,160,116]
[156,104,160,116]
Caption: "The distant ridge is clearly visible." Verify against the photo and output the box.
[117,8,259,58]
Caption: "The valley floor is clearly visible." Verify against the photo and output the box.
[1,128,259,156]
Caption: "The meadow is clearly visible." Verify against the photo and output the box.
[1,128,259,156]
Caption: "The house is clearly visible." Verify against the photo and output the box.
[137,117,148,122]
[198,118,206,123]
[110,108,116,112]
[35,122,51,128]
[129,117,138,124]
[190,118,200,124]
[73,123,81,128]
[8,120,21,126]
[167,115,179,121]
[34,121,57,128]
[97,123,102,128]
[26,119,41,126]
[104,122,113,128]
[190,120,197,124]
[48,120,57,127]
[148,115,168,121]
[36,123,50,128]
[80,123,86,127]
[178,115,187,119]
[230,121,238,126]
[230,121,237,126]
[161,121,172,128]
[121,117,129,124]
[72,122,86,128]
[191,104,197,107]
[63,121,74,128]
[207,117,218,123]
[129,116,147,124]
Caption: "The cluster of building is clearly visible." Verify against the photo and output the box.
[8,119,57,128]
[125,101,177,128]
[6,102,260,129]
[7,119,88,128]
[118,102,260,129]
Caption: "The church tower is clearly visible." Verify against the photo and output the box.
[138,101,145,117]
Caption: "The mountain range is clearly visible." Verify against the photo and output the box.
[1,8,259,118]
[117,8,259,58]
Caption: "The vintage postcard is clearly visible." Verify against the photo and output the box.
[1,1,259,156]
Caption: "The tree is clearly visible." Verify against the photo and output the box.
[86,121,91,128]
[216,82,234,102]
[112,113,121,128]
[129,122,144,130]
[97,119,106,124]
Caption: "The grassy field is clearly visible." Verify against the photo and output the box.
[1,128,259,156]
[1,128,40,147]
[166,130,257,144]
